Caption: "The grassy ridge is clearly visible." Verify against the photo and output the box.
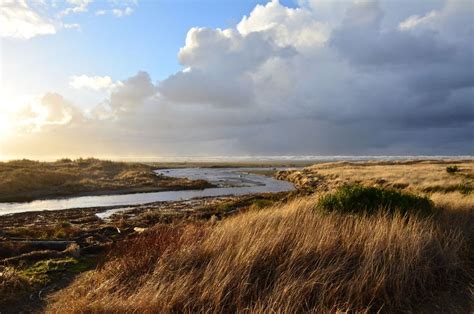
[0,158,212,202]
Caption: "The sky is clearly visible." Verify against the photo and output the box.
[0,0,473,159]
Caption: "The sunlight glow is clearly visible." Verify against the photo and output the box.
[0,113,13,138]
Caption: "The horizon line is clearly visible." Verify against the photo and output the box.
[1,155,473,162]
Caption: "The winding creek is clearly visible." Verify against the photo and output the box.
[0,168,295,216]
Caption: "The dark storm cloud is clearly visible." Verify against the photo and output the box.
[7,0,474,157]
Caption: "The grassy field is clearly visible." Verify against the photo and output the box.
[0,158,212,202]
[40,160,473,313]
[276,159,473,194]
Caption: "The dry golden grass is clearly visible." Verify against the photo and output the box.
[431,192,474,211]
[47,197,473,313]
[278,160,474,196]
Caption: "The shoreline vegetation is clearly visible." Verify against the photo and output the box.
[1,159,473,313]
[0,158,214,203]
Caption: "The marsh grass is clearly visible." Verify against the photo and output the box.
[2,223,81,241]
[47,197,472,313]
[214,195,278,214]
[19,258,80,283]
[4,160,472,313]
[430,191,474,211]
[422,183,473,195]
[279,160,474,195]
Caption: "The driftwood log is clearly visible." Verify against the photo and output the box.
[1,250,68,266]
[2,240,76,252]
[0,241,82,265]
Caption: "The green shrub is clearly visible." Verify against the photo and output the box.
[318,184,434,216]
[446,166,459,174]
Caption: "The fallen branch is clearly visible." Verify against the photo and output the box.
[1,250,67,266]
[2,240,76,252]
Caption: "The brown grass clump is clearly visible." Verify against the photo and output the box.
[47,223,209,311]
[47,199,473,313]
[0,266,33,304]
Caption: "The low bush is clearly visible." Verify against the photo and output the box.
[318,184,434,216]
[446,165,459,174]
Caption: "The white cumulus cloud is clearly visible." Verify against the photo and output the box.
[0,0,56,39]
[1,0,138,40]
[237,0,329,50]
[70,75,114,91]
[59,0,93,17]
[112,6,133,17]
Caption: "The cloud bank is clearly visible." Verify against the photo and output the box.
[3,0,473,157]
